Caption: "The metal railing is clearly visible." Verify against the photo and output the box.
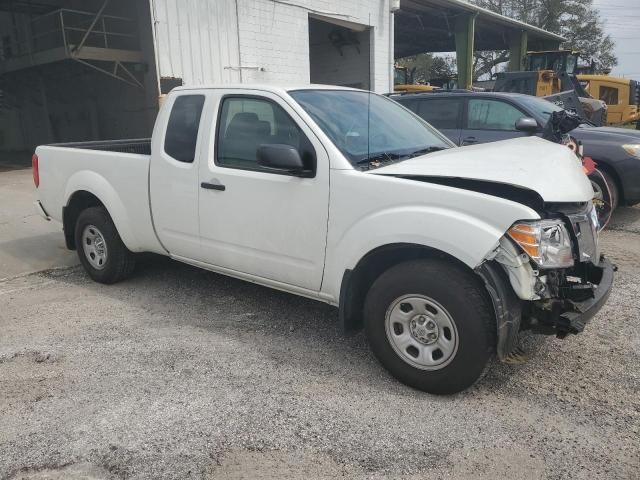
[2,8,138,60]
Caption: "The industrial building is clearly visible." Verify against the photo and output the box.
[0,0,563,156]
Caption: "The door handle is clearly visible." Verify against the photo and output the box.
[201,181,226,191]
[462,136,477,145]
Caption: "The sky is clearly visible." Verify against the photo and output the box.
[593,0,640,81]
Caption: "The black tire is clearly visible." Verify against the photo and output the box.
[592,168,619,209]
[364,259,495,395]
[590,168,618,230]
[74,206,135,284]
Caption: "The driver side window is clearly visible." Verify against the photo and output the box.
[216,96,314,172]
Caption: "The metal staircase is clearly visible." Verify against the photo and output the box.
[0,1,144,88]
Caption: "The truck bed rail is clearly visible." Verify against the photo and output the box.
[49,139,151,155]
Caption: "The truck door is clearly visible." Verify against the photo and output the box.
[149,93,206,258]
[197,91,329,291]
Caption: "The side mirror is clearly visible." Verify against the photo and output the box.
[257,144,313,177]
[515,117,539,133]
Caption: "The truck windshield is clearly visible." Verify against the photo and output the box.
[289,89,453,168]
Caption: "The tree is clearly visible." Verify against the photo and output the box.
[553,1,617,69]
[396,54,457,84]
[395,0,616,83]
[471,0,617,74]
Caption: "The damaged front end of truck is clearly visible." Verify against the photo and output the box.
[477,201,614,361]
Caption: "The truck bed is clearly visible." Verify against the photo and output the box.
[35,141,164,255]
[50,139,151,156]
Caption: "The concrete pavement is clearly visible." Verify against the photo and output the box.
[0,169,77,280]
[1,167,639,479]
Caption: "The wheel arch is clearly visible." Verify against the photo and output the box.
[63,190,105,249]
[62,171,142,252]
[338,243,485,334]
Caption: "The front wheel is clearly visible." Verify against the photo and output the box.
[364,259,495,395]
[74,207,136,284]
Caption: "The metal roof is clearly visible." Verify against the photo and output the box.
[396,0,566,57]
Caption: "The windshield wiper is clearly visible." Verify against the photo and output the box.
[407,146,446,158]
[355,152,403,166]
[356,146,446,169]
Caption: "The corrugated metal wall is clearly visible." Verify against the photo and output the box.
[150,0,241,85]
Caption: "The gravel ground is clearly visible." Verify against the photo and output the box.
[1,204,639,479]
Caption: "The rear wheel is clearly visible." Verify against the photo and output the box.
[364,259,495,395]
[74,207,135,284]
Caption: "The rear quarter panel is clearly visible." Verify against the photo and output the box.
[35,146,165,254]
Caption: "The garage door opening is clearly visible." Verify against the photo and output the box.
[308,16,371,90]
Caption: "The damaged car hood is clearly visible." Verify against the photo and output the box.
[371,137,594,203]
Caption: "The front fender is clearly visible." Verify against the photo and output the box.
[322,171,541,301]
[323,206,510,303]
[337,204,506,269]
[63,170,143,252]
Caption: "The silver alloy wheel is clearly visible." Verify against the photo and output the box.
[385,294,459,370]
[591,179,605,206]
[82,224,108,270]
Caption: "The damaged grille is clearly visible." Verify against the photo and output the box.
[568,206,600,265]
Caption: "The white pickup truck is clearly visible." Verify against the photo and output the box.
[34,84,614,394]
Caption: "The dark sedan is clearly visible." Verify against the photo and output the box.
[392,91,640,206]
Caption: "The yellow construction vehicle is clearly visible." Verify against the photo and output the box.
[527,49,640,126]
[526,50,581,76]
[494,50,608,126]
[499,49,639,126]
[577,75,640,126]
[393,65,438,93]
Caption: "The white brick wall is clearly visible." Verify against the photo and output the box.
[152,0,393,93]
[236,0,392,92]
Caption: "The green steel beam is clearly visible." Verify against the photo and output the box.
[454,13,476,90]
[508,30,528,71]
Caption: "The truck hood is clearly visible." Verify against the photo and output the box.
[371,136,594,204]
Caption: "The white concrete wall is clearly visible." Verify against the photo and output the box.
[151,0,393,93]
[151,0,242,85]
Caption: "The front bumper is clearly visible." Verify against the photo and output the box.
[555,257,615,336]
[479,257,615,361]
[529,257,615,338]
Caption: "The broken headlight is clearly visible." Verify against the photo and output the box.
[507,220,574,269]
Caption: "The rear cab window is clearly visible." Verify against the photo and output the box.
[164,95,205,163]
